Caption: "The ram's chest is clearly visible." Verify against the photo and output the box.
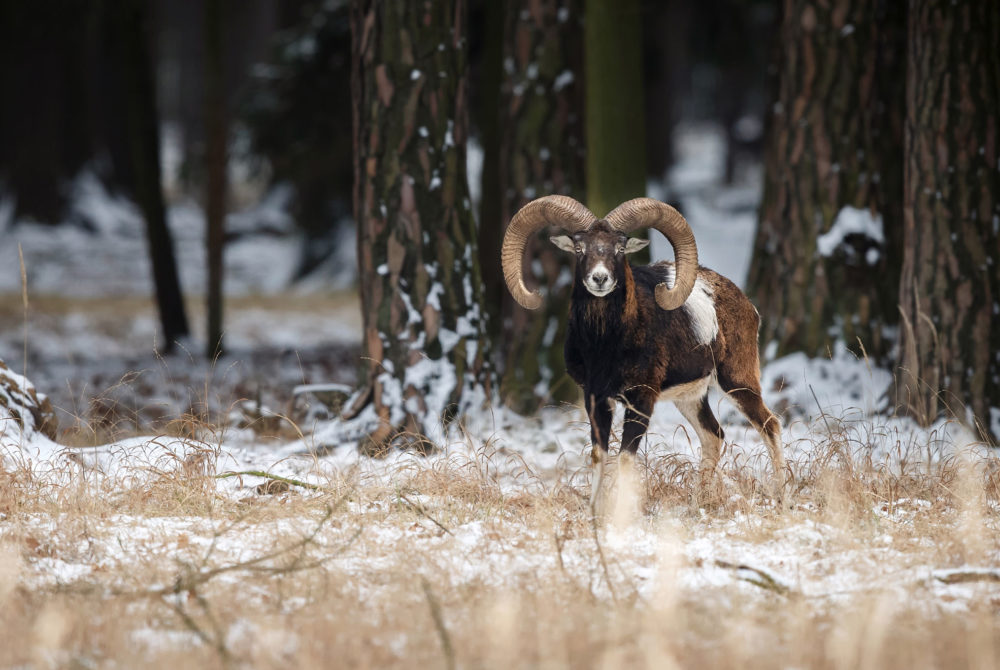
[573,328,664,394]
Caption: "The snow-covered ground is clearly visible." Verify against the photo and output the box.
[1,350,998,665]
[0,175,356,299]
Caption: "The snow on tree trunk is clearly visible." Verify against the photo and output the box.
[0,359,57,445]
[748,0,905,362]
[896,0,1000,444]
[350,0,491,452]
[498,0,586,414]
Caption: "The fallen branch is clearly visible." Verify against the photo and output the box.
[714,559,793,596]
[215,469,329,493]
[932,568,1000,585]
[161,504,348,595]
[48,501,358,601]
[398,491,453,536]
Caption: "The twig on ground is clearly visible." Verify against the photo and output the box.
[398,491,453,536]
[162,505,352,595]
[932,568,1000,585]
[47,502,358,602]
[166,583,233,667]
[215,469,329,493]
[714,559,793,596]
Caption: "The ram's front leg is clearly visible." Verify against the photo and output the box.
[619,389,655,472]
[606,388,655,521]
[586,392,613,508]
[620,389,655,454]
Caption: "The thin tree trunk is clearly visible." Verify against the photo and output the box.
[117,0,190,351]
[896,0,1000,443]
[584,0,647,248]
[498,0,585,413]
[204,0,227,360]
[350,0,491,452]
[748,0,904,362]
[476,0,506,347]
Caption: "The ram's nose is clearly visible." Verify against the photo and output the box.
[591,271,609,287]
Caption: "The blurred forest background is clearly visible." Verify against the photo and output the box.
[0,0,996,446]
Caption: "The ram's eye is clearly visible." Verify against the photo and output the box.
[615,245,624,254]
[574,245,584,254]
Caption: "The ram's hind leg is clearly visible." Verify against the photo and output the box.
[717,367,787,494]
[674,394,725,491]
[587,393,613,509]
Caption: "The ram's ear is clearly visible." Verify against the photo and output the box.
[624,237,650,254]
[549,235,576,253]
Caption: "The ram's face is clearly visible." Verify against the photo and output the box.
[550,223,649,297]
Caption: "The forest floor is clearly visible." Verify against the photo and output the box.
[2,290,1000,669]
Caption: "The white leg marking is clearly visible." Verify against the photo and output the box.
[590,449,606,509]
[674,397,722,475]
[611,450,640,528]
[658,376,711,403]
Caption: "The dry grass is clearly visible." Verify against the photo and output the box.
[1,408,999,670]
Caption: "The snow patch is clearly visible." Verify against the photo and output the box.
[552,70,575,92]
[817,206,884,257]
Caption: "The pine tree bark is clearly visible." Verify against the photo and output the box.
[204,0,226,360]
[497,0,585,413]
[116,0,190,351]
[350,0,491,451]
[748,0,905,361]
[897,0,1000,443]
[584,0,647,252]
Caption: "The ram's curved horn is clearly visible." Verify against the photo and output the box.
[501,196,598,309]
[605,198,698,310]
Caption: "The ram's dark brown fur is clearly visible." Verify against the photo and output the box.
[559,222,784,489]
[500,196,785,501]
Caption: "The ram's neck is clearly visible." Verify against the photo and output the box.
[571,264,640,338]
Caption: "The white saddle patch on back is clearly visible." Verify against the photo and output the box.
[663,265,719,346]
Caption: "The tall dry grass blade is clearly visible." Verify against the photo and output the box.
[18,243,27,378]
[422,577,456,670]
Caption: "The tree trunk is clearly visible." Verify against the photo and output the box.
[117,0,190,351]
[0,3,97,222]
[350,0,491,452]
[476,0,506,348]
[497,0,586,413]
[584,0,647,252]
[204,0,227,360]
[896,0,1000,443]
[747,0,905,362]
